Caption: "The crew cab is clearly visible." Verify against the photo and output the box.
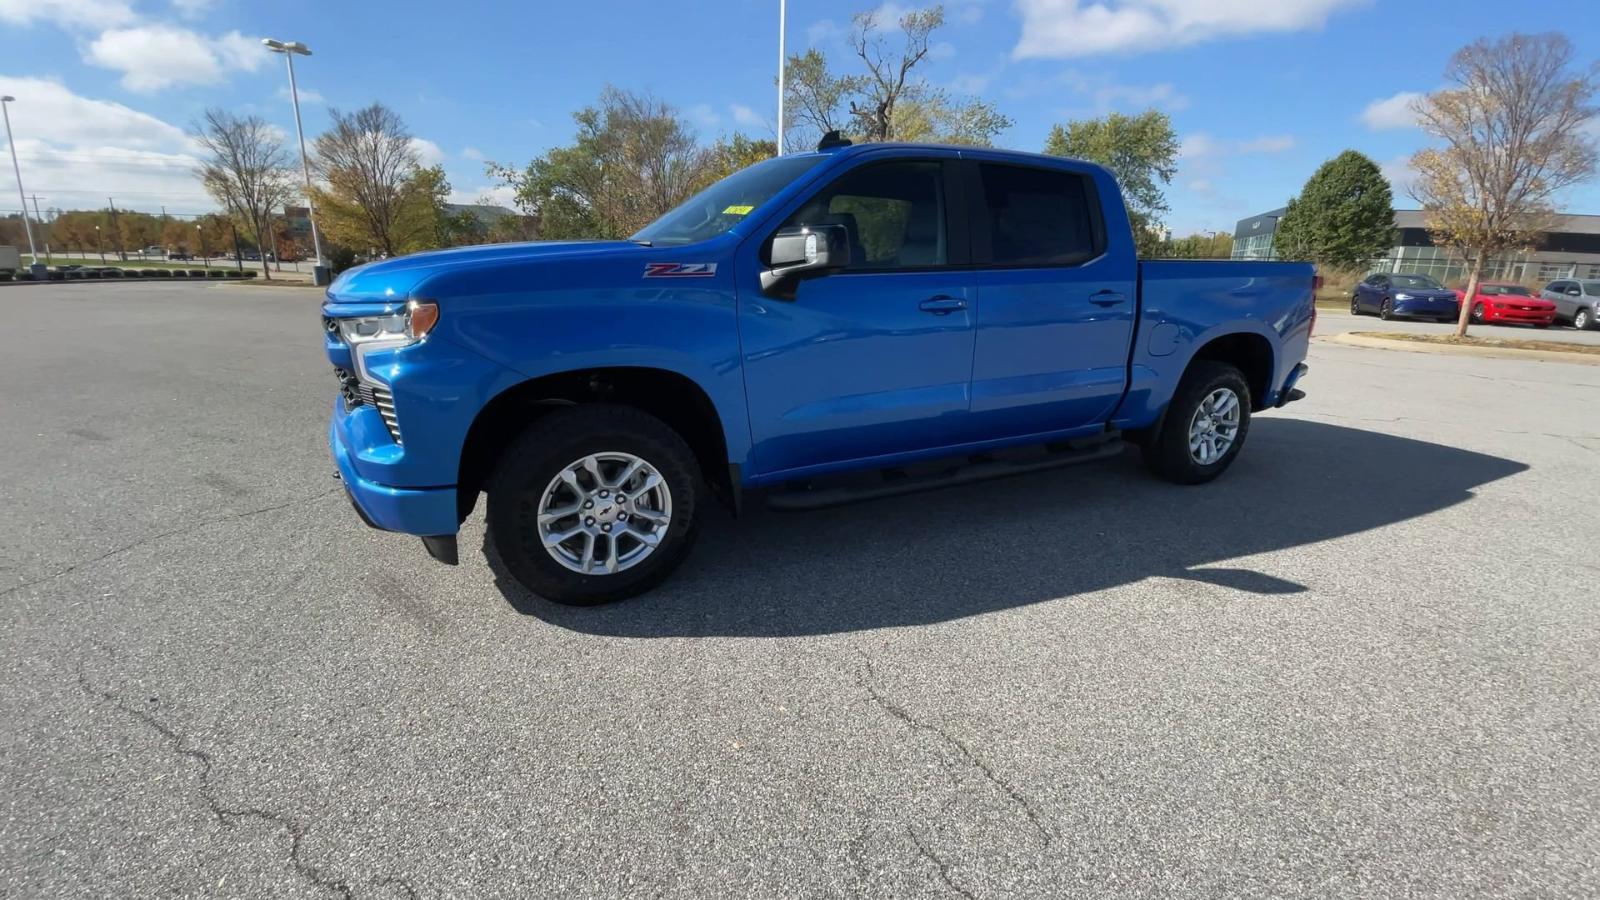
[323,139,1314,605]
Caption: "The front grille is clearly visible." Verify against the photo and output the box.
[333,365,403,445]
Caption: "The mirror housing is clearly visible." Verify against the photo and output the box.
[760,224,851,296]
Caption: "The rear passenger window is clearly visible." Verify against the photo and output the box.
[977,164,1101,266]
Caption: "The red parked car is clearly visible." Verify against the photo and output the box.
[1455,282,1557,327]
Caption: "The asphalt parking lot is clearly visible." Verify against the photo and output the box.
[3,281,1598,899]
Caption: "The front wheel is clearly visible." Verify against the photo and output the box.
[1144,361,1252,485]
[1350,294,1362,315]
[1575,307,1594,331]
[486,405,701,606]
[1379,298,1394,320]
[1472,303,1487,324]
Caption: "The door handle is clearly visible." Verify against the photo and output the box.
[1089,291,1127,307]
[919,295,967,315]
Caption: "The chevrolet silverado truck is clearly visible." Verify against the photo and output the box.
[324,137,1313,605]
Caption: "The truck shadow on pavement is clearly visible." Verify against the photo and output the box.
[489,418,1528,637]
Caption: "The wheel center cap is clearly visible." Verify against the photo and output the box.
[1197,417,1213,432]
[594,501,619,524]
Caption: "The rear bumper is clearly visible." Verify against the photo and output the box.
[330,411,459,536]
[1275,363,1309,408]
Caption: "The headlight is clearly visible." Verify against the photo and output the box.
[1393,293,1413,300]
[336,300,439,346]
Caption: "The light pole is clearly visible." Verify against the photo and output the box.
[95,224,105,264]
[776,0,786,155]
[197,223,208,268]
[1,95,44,279]
[263,38,329,286]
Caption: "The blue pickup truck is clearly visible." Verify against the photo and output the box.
[324,138,1313,605]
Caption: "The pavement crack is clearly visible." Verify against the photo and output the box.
[2,488,341,600]
[908,826,979,900]
[856,653,1053,848]
[76,668,359,899]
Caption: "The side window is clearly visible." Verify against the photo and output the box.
[976,163,1101,267]
[777,160,946,270]
[1373,275,1389,288]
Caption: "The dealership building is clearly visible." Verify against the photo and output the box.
[1231,208,1600,283]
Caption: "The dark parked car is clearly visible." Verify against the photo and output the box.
[1540,279,1600,330]
[1351,273,1460,321]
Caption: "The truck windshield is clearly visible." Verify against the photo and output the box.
[632,155,825,246]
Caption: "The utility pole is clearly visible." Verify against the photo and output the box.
[777,0,786,155]
[108,197,126,261]
[30,194,50,265]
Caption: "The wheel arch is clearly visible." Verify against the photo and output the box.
[457,366,736,521]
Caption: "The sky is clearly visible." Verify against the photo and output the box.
[2,0,1599,234]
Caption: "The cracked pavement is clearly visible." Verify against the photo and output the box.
[3,282,1599,898]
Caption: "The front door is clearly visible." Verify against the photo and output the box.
[738,156,976,478]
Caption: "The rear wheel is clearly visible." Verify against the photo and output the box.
[1144,361,1252,485]
[486,405,701,606]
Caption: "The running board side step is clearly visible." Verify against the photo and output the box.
[765,432,1125,511]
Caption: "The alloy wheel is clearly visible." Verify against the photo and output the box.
[1187,388,1242,466]
[536,452,673,575]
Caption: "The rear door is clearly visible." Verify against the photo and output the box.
[737,154,976,477]
[963,159,1136,439]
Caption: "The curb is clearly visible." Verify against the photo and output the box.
[1323,332,1600,366]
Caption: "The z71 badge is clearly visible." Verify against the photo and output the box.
[643,262,718,278]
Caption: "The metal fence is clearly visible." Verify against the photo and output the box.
[1363,254,1600,286]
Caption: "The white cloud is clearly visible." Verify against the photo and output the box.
[688,103,721,128]
[460,147,485,161]
[0,76,208,214]
[0,0,135,28]
[1188,179,1214,195]
[447,184,517,209]
[1380,155,1417,196]
[169,0,212,15]
[731,104,765,128]
[1013,0,1368,59]
[951,72,992,95]
[1360,91,1422,130]
[1182,132,1295,159]
[1236,135,1296,153]
[955,1,984,24]
[409,138,444,168]
[277,85,325,105]
[806,18,844,46]
[85,26,265,91]
[1034,69,1189,114]
[1091,80,1189,112]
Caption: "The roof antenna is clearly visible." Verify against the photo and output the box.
[817,130,853,151]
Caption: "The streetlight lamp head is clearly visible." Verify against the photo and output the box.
[262,38,285,50]
[0,96,14,102]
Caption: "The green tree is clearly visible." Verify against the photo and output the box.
[313,103,443,256]
[1273,151,1394,268]
[783,4,1011,149]
[702,133,777,183]
[1043,110,1178,257]
[1410,32,1598,336]
[1163,231,1234,259]
[491,88,714,240]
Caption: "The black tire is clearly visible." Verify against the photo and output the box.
[1472,302,1486,324]
[1379,297,1393,320]
[1350,294,1361,315]
[1576,307,1594,331]
[486,405,701,606]
[1143,361,1253,485]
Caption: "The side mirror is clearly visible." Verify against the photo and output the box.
[760,224,851,296]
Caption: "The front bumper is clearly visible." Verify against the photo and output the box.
[1393,298,1459,318]
[1481,304,1556,325]
[330,410,459,536]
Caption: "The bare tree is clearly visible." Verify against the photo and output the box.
[313,103,423,257]
[783,49,859,149]
[1409,32,1598,336]
[847,5,942,142]
[193,109,295,279]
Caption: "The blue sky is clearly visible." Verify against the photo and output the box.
[2,0,1598,234]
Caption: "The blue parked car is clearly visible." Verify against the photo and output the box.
[1351,272,1460,321]
[324,137,1315,605]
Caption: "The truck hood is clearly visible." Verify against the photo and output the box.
[328,240,647,303]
